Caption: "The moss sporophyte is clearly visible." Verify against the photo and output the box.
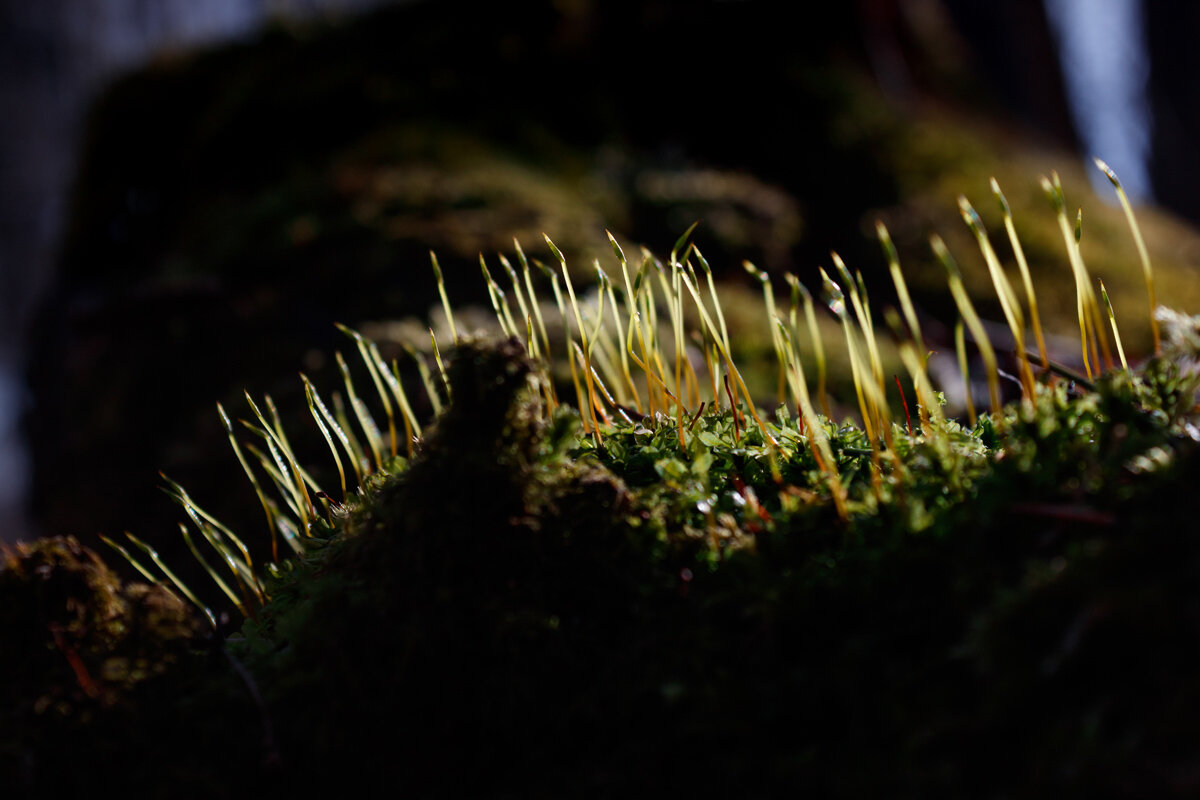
[9,164,1200,795]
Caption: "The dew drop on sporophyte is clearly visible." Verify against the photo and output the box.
[820,267,847,319]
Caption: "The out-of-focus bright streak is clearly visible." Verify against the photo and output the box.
[1045,0,1154,202]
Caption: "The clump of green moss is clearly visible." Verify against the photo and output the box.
[6,321,1200,796]
[209,330,1200,797]
[0,536,202,719]
[222,337,660,795]
[0,536,213,793]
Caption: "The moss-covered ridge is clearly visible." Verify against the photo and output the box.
[6,318,1200,794]
[237,336,1200,797]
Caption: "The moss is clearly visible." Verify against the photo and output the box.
[0,536,202,719]
[185,336,1200,796]
[0,536,235,796]
[6,316,1200,797]
[218,338,652,794]
[12,3,1200,793]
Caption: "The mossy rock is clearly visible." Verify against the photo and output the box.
[9,332,1200,796]
[224,341,1200,798]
